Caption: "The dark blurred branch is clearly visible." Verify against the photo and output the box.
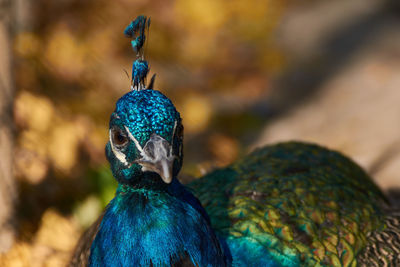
[0,0,16,253]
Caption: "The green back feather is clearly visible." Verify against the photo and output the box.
[189,142,387,266]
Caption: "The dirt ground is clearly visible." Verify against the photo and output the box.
[254,0,400,201]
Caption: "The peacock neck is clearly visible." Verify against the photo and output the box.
[89,177,227,266]
[116,183,167,197]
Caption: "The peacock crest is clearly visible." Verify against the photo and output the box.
[124,15,155,91]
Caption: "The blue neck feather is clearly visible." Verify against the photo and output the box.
[89,178,226,266]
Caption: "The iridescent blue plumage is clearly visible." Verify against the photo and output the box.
[131,60,149,89]
[124,15,149,53]
[89,180,225,266]
[115,89,179,145]
[89,87,227,266]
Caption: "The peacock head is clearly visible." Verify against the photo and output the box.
[106,89,183,187]
[105,16,184,188]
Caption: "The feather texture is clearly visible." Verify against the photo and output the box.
[188,142,397,266]
[87,178,225,266]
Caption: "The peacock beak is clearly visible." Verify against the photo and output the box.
[132,133,176,184]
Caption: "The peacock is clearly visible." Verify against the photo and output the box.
[70,16,400,267]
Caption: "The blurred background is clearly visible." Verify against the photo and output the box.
[0,0,399,265]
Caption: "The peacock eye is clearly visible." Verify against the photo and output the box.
[111,127,128,147]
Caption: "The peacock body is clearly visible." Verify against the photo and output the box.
[190,142,400,266]
[70,16,400,267]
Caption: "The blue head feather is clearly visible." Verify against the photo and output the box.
[131,60,149,88]
[124,15,149,53]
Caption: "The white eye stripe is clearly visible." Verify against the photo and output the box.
[172,120,178,139]
[109,129,129,166]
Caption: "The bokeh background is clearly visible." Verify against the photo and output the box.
[1,0,400,265]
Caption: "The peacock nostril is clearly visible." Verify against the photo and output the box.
[165,143,171,157]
